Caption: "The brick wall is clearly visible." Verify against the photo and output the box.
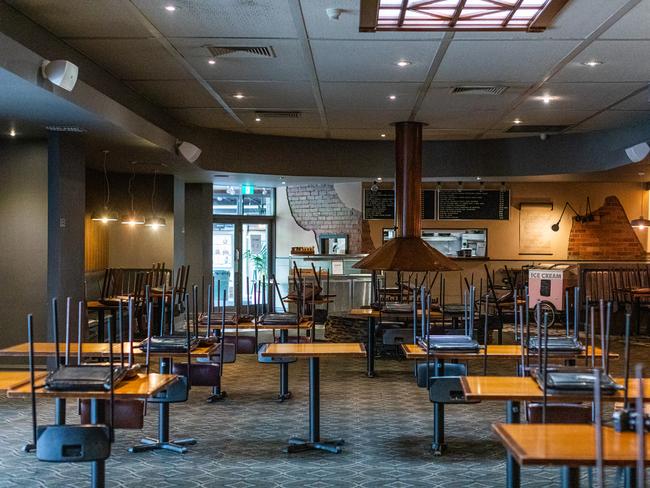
[286,184,373,254]
[567,195,647,260]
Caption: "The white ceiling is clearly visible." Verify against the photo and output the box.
[5,0,650,140]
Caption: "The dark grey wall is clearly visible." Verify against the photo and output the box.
[0,139,48,360]
[184,183,212,294]
[173,177,186,275]
[47,133,86,341]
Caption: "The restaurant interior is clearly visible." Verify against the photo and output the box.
[2,0,650,486]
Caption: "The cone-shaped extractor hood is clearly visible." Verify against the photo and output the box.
[353,121,460,272]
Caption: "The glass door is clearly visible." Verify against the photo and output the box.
[212,220,272,312]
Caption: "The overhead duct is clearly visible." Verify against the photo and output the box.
[353,121,460,272]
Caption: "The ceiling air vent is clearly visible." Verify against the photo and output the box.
[255,111,301,119]
[205,45,276,58]
[451,86,508,96]
[507,125,570,133]
[45,125,88,133]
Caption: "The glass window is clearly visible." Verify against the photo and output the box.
[213,185,274,216]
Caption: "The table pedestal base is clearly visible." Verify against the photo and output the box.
[277,391,292,402]
[129,437,196,454]
[207,387,227,403]
[286,437,344,454]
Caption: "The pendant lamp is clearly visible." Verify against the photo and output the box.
[90,150,118,223]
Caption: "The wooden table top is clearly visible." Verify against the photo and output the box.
[461,376,650,402]
[400,343,617,360]
[86,300,120,310]
[261,342,367,358]
[348,308,443,319]
[493,423,650,467]
[0,342,216,359]
[7,372,177,400]
[0,371,47,392]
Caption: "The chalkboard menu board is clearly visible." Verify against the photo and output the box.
[363,189,394,220]
[438,189,510,220]
[422,189,436,220]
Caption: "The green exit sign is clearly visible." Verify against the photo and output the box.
[241,184,254,195]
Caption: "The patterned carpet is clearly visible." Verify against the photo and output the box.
[0,331,647,487]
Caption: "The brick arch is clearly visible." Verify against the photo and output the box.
[567,196,647,260]
[286,184,373,254]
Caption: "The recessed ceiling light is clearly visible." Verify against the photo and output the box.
[380,133,386,138]
[164,5,177,12]
[255,117,261,122]
[377,177,383,182]
[513,118,522,125]
[208,59,216,65]
[476,176,482,181]
[9,129,16,137]
[396,60,411,67]
[388,95,396,100]
[582,60,604,67]
[233,93,245,99]
[536,94,555,104]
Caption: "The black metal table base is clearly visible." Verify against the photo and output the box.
[286,437,344,454]
[207,387,227,403]
[505,400,521,488]
[129,437,197,454]
[367,318,376,377]
[286,357,344,454]
[277,391,292,402]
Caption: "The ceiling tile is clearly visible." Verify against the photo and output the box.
[66,38,190,81]
[166,108,241,129]
[208,81,316,110]
[250,127,327,138]
[552,40,650,82]
[327,110,411,129]
[171,38,308,82]
[521,82,647,111]
[573,110,650,131]
[453,0,630,41]
[311,40,439,82]
[422,129,481,140]
[127,80,220,108]
[131,0,297,38]
[237,110,323,129]
[6,0,149,37]
[328,128,396,140]
[299,0,444,41]
[492,109,597,130]
[481,131,546,140]
[320,82,420,110]
[601,0,650,40]
[435,40,580,83]
[419,111,503,130]
[611,89,650,111]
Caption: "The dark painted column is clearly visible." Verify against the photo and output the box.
[47,132,85,343]
[173,177,186,278]
[184,183,213,293]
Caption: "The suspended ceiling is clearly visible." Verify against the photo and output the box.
[3,0,649,141]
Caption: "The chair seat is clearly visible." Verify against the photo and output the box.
[36,424,111,462]
[416,362,467,388]
[382,328,412,346]
[257,344,296,364]
[428,376,479,404]
[172,363,221,387]
[79,399,144,429]
[224,335,256,354]
[527,403,592,424]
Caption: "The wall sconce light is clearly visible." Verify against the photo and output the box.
[551,198,594,232]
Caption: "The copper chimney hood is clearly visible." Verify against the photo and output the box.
[354,121,460,272]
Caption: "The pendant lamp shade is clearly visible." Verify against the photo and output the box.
[92,150,118,223]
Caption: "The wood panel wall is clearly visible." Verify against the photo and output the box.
[84,214,109,272]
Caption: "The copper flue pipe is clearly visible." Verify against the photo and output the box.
[394,121,423,238]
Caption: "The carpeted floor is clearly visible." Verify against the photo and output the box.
[0,331,648,487]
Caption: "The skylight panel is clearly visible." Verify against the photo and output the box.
[360,0,570,32]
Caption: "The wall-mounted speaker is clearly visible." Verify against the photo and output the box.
[176,141,202,163]
[41,60,79,91]
[625,142,650,163]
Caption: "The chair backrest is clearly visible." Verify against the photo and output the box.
[428,376,478,404]
[36,425,111,462]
